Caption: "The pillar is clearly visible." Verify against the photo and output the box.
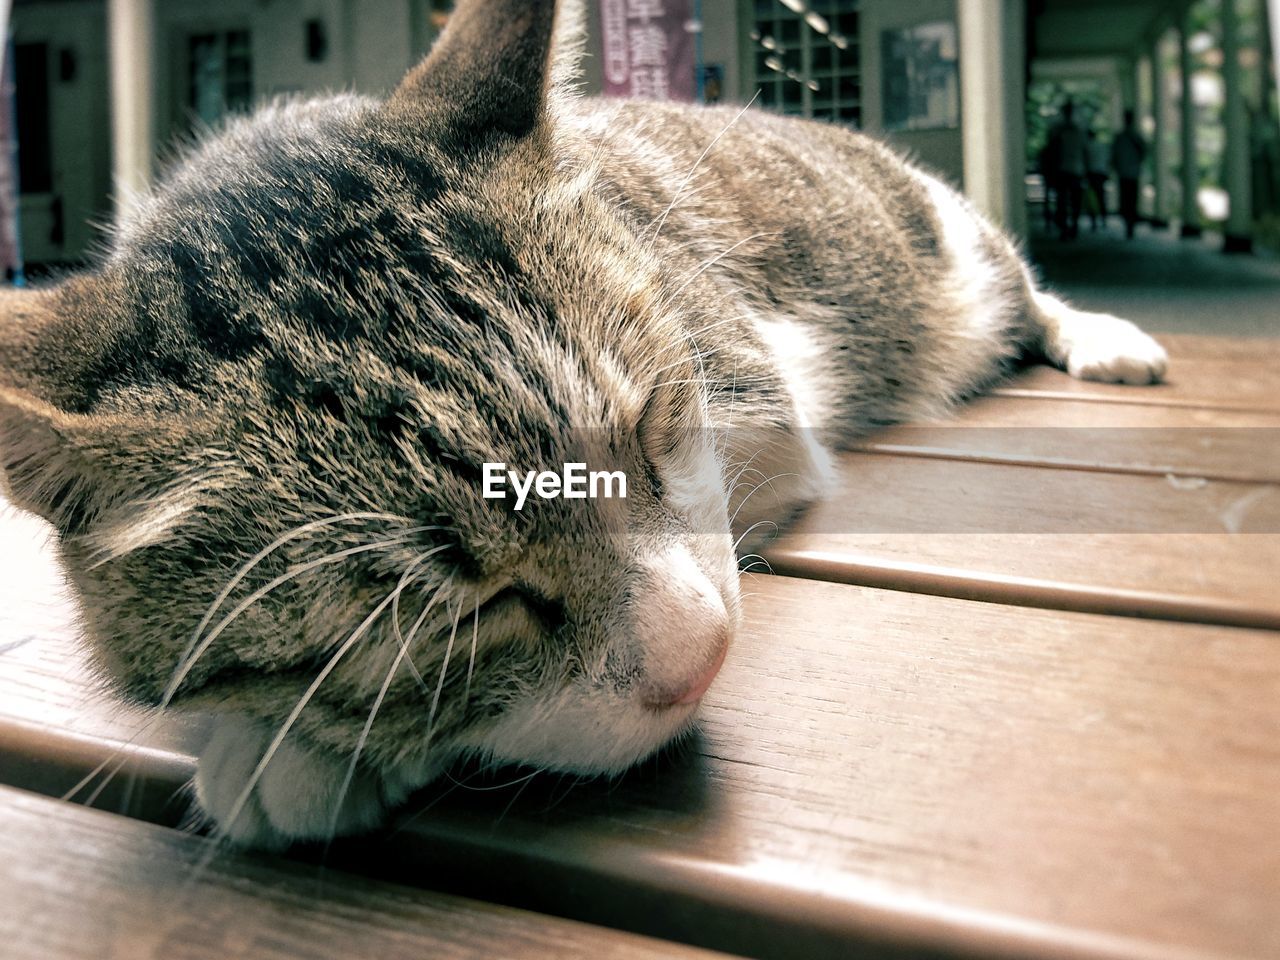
[1150,33,1170,227]
[107,0,155,222]
[958,0,1027,238]
[1179,13,1201,236]
[1119,57,1138,114]
[1271,0,1280,104]
[1221,0,1253,252]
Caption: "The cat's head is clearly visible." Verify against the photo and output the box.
[0,0,737,790]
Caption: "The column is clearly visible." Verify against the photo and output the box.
[1119,57,1137,114]
[958,0,1027,237]
[107,0,155,222]
[1150,33,1170,227]
[1221,0,1253,252]
[1179,13,1201,236]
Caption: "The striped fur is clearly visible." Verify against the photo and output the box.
[0,0,1164,846]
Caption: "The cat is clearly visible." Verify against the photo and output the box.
[0,0,1166,848]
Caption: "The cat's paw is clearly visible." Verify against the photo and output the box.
[1058,315,1168,385]
[194,715,400,849]
[1064,319,1168,385]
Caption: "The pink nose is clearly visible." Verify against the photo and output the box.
[643,634,729,709]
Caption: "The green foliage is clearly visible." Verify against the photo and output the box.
[1026,81,1111,170]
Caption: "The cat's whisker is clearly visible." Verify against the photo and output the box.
[164,527,436,708]
[729,470,799,529]
[647,93,758,245]
[733,521,779,554]
[661,231,780,312]
[445,765,541,793]
[646,377,707,392]
[389,548,459,694]
[723,453,770,496]
[464,588,480,709]
[167,511,412,706]
[205,577,412,861]
[425,593,466,749]
[59,722,155,805]
[736,553,774,575]
[325,560,445,844]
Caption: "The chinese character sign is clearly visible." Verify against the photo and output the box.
[600,0,695,102]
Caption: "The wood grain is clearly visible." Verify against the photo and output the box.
[0,501,201,821]
[798,455,1280,535]
[2,331,1277,960]
[4,568,1278,960]
[0,784,733,960]
[756,454,1280,628]
[986,333,1280,412]
[761,533,1280,629]
[1156,334,1280,363]
[355,576,1280,960]
[992,360,1280,413]
[853,395,1280,483]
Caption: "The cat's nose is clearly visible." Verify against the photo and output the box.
[642,633,729,709]
[632,544,731,710]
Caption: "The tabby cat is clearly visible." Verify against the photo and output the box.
[0,0,1166,847]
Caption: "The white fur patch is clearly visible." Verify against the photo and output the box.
[1033,291,1169,384]
[750,315,836,434]
[457,681,699,776]
[908,167,1003,341]
[83,487,199,568]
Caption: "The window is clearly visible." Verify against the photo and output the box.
[748,0,861,127]
[188,30,252,126]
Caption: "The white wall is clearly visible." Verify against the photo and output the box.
[860,0,964,185]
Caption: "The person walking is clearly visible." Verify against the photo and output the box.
[1085,130,1110,231]
[1048,102,1087,239]
[1112,109,1146,239]
[1039,138,1060,232]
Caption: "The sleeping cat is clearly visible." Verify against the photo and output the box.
[0,0,1166,848]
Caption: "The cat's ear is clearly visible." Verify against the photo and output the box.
[387,0,559,142]
[0,386,107,531]
[0,289,140,532]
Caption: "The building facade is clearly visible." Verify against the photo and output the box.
[9,0,1269,268]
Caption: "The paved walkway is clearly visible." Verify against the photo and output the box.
[1028,220,1280,338]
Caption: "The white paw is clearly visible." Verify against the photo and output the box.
[1063,316,1168,385]
[194,715,404,848]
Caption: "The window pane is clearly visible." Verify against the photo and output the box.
[189,34,223,124]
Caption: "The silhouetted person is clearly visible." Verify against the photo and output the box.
[1039,138,1060,231]
[1085,129,1110,231]
[1048,102,1086,239]
[1112,109,1146,239]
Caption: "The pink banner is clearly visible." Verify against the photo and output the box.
[600,0,695,102]
[0,33,19,280]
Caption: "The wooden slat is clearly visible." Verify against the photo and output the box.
[1156,334,1280,362]
[993,361,1280,413]
[4,568,1278,960]
[0,502,200,821]
[792,454,1280,534]
[991,335,1280,413]
[759,453,1280,628]
[853,395,1280,483]
[0,785,732,960]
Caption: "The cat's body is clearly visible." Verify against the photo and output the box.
[0,0,1165,848]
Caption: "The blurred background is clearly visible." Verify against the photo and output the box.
[1,0,1278,333]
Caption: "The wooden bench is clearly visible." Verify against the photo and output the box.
[1,333,1276,960]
